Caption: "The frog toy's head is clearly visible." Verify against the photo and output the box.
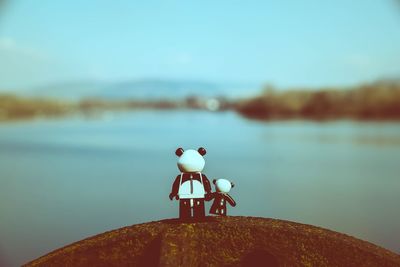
[175,147,206,173]
[213,179,234,193]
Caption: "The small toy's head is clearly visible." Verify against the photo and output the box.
[213,179,234,193]
[175,147,206,173]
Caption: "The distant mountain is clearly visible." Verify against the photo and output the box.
[30,79,259,100]
[98,79,220,99]
[32,81,105,100]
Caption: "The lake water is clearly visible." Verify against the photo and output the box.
[0,111,399,266]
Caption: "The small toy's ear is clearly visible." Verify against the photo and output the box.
[213,179,217,184]
[175,148,184,157]
[198,147,207,156]
[231,182,235,188]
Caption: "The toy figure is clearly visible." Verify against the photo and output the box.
[207,179,236,216]
[169,147,211,219]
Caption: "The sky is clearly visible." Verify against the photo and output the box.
[0,0,400,91]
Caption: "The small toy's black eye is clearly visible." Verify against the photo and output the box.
[231,182,235,188]
[213,179,217,184]
[175,148,184,157]
[198,147,207,156]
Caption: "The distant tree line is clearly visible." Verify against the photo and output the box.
[0,95,178,121]
[1,81,400,121]
[234,81,400,120]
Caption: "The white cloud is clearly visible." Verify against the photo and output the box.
[0,37,67,89]
[340,53,400,84]
[166,52,193,67]
[0,37,16,49]
[175,52,192,65]
[345,54,373,70]
[0,36,48,61]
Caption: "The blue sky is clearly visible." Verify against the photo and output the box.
[0,0,400,90]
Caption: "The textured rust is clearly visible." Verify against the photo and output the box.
[24,216,400,267]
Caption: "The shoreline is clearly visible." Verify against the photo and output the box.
[1,81,400,122]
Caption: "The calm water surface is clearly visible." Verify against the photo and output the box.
[0,111,399,266]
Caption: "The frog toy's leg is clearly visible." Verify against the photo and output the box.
[193,198,205,218]
[179,199,191,219]
[220,207,227,216]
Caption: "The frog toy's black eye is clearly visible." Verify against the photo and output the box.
[175,148,184,157]
[198,147,207,156]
